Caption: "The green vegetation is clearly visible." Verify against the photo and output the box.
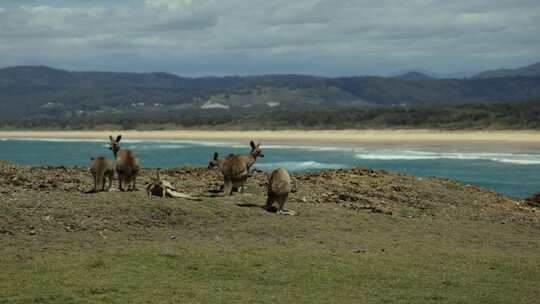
[2,209,539,303]
[1,164,539,303]
[2,100,540,130]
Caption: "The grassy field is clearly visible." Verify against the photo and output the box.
[1,164,539,303]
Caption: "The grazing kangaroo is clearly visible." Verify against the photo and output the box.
[108,135,140,191]
[266,168,296,215]
[221,141,264,196]
[90,157,114,192]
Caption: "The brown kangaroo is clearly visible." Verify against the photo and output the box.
[266,168,295,215]
[221,141,264,196]
[90,156,114,192]
[109,135,140,191]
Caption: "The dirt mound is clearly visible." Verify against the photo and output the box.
[1,164,538,236]
[290,168,533,219]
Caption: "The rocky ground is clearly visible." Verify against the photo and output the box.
[1,160,538,234]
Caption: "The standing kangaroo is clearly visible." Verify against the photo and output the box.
[221,141,264,196]
[266,168,295,215]
[109,135,140,191]
[207,152,225,170]
[208,152,235,171]
[90,156,114,192]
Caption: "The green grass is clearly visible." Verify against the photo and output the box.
[1,189,539,303]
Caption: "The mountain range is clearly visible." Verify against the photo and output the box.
[392,61,540,80]
[0,61,539,122]
[473,62,540,79]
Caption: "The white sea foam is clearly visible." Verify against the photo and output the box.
[355,150,540,165]
[1,138,360,152]
[4,138,540,166]
[255,161,347,171]
[0,137,240,145]
[125,144,188,150]
[1,137,106,143]
[231,144,359,152]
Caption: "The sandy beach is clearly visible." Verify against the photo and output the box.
[1,129,540,146]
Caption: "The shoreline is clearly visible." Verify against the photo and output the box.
[1,129,540,146]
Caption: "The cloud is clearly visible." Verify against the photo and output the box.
[0,0,539,76]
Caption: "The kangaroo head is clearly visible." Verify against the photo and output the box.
[109,135,122,154]
[208,152,221,169]
[250,140,264,158]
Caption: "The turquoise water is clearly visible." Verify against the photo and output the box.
[1,138,539,198]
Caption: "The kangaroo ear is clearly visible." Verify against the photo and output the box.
[250,140,256,149]
[116,135,122,142]
[257,142,261,147]
[213,152,219,160]
[109,136,114,142]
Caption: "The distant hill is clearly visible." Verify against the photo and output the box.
[390,69,478,79]
[394,71,435,81]
[1,65,540,122]
[473,62,540,79]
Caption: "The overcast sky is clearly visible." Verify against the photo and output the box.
[0,0,539,76]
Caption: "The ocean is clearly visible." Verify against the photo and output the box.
[1,138,539,198]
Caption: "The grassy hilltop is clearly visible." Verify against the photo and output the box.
[1,161,539,303]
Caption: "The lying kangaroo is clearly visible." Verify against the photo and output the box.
[109,135,140,191]
[90,156,114,192]
[266,168,296,215]
[221,141,264,196]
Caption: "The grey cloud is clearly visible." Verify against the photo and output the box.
[144,11,218,31]
[0,0,539,76]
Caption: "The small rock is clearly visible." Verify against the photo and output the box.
[170,235,176,240]
[526,192,540,207]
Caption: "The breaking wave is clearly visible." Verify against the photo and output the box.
[1,138,105,143]
[355,150,540,165]
[124,144,188,150]
[254,161,347,172]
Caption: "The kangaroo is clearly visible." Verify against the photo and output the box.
[208,152,235,171]
[221,141,264,196]
[90,156,114,192]
[207,152,225,170]
[266,168,295,215]
[109,135,140,191]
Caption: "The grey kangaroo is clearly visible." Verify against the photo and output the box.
[221,141,264,196]
[266,168,295,215]
[90,156,114,192]
[208,152,225,170]
[109,135,140,191]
